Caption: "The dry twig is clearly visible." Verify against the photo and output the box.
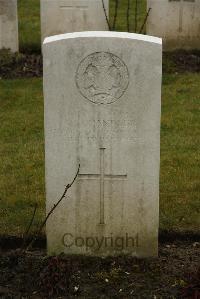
[25,164,80,251]
[135,0,138,32]
[139,7,151,34]
[127,0,131,32]
[101,0,111,30]
[112,0,119,30]
[21,203,38,250]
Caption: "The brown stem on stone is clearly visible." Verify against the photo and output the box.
[101,0,111,30]
[139,7,151,34]
[112,0,119,30]
[25,164,80,251]
[127,0,131,32]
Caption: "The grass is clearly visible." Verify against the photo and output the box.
[17,0,147,54]
[109,0,147,32]
[0,74,199,235]
[160,74,200,232]
[0,79,45,235]
[18,0,41,54]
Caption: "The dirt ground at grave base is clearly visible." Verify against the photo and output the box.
[0,235,200,299]
[0,49,200,79]
[0,50,42,79]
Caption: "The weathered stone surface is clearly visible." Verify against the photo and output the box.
[147,0,200,50]
[0,0,18,52]
[43,32,162,257]
[40,0,109,42]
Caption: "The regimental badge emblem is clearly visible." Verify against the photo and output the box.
[76,52,129,104]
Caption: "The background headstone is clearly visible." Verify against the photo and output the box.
[0,0,18,52]
[43,32,162,257]
[41,0,109,42]
[146,0,200,51]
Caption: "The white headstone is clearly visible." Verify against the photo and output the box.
[147,0,200,50]
[40,0,109,42]
[0,0,18,52]
[43,31,162,257]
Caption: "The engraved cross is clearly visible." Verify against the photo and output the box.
[78,148,127,225]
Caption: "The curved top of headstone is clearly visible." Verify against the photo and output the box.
[43,31,162,46]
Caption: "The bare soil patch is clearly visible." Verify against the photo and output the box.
[0,235,199,299]
[1,50,200,80]
[163,50,200,73]
[0,49,42,79]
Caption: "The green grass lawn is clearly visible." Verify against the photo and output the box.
[18,0,147,53]
[0,79,45,235]
[160,74,200,232]
[0,74,199,235]
[18,0,41,53]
